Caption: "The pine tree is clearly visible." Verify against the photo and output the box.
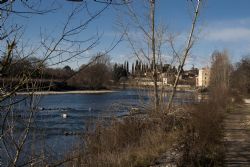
[126,61,129,73]
[132,63,134,75]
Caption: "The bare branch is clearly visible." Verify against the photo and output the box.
[167,0,202,110]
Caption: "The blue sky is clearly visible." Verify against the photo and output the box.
[9,0,250,69]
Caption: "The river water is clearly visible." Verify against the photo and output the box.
[0,89,198,165]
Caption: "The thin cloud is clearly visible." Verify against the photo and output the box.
[200,18,250,42]
[206,27,250,42]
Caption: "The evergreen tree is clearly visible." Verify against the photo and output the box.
[132,63,134,75]
[126,61,129,73]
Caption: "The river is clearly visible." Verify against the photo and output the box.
[0,89,198,165]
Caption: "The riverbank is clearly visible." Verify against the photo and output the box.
[16,86,198,95]
[112,84,197,92]
[60,86,228,166]
[16,90,118,95]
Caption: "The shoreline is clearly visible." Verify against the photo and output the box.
[16,90,118,95]
[16,86,197,95]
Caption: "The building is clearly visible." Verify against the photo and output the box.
[182,68,199,79]
[160,72,175,86]
[196,67,210,87]
[163,78,168,85]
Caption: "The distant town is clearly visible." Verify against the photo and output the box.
[0,55,211,92]
[113,60,210,89]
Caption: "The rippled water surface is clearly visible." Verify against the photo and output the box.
[0,89,198,165]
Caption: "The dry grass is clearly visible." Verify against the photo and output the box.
[179,86,230,167]
[54,86,233,167]
[65,115,178,167]
[59,88,230,167]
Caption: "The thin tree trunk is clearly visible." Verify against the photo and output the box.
[150,0,159,111]
[167,0,202,111]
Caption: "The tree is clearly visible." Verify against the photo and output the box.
[132,63,135,75]
[0,1,126,166]
[149,0,159,110]
[167,0,202,110]
[208,50,232,105]
[118,0,163,111]
[120,0,202,112]
[68,53,112,89]
[113,63,128,82]
[63,65,72,72]
[210,50,231,89]
[231,56,250,95]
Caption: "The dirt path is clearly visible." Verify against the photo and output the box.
[224,104,250,166]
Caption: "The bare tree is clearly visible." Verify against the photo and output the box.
[210,50,231,92]
[150,0,159,111]
[0,0,127,166]
[167,0,202,110]
[68,53,112,89]
[118,0,172,112]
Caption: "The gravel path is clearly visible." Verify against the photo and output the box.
[224,104,250,166]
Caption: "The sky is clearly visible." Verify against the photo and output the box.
[8,0,250,69]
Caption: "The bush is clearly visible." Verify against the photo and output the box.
[178,51,232,166]
[179,101,225,166]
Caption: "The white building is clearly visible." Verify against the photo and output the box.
[163,78,168,85]
[196,67,210,87]
[160,73,170,85]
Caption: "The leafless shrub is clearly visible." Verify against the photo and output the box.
[179,101,225,166]
[63,114,178,167]
[178,50,232,166]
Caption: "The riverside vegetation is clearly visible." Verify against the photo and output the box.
[47,51,244,167]
[56,79,230,166]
